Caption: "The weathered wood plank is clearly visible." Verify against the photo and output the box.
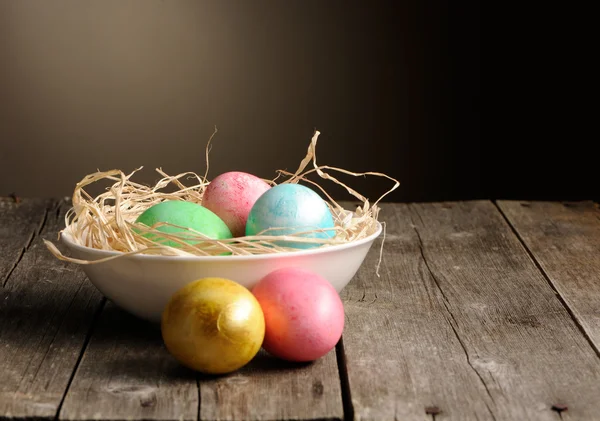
[340,203,498,421]
[340,201,600,421]
[497,201,600,352]
[59,303,198,421]
[199,348,343,421]
[411,201,600,421]
[0,198,104,420]
[61,304,344,421]
[0,197,50,286]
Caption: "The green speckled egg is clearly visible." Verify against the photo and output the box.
[135,200,232,247]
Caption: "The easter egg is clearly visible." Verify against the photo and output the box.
[135,200,232,247]
[251,267,344,362]
[161,277,265,374]
[202,171,271,237]
[245,184,335,249]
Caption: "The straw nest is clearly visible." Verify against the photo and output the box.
[44,130,399,264]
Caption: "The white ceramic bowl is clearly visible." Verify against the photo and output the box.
[60,222,382,323]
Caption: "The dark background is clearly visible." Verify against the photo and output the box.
[0,1,592,202]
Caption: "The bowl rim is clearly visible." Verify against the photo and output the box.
[60,221,382,263]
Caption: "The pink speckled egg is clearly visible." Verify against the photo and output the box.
[202,171,271,237]
[251,267,345,362]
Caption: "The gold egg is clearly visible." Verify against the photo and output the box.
[161,277,265,374]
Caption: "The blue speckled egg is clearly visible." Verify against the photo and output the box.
[245,184,335,249]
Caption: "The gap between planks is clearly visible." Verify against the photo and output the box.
[1,199,56,288]
[341,201,600,421]
[493,201,600,359]
[0,198,105,420]
[54,298,107,420]
[335,338,354,421]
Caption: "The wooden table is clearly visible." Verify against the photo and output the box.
[1,198,600,421]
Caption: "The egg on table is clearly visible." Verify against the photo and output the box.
[161,277,265,374]
[134,200,232,247]
[202,171,271,237]
[245,183,335,249]
[252,267,345,362]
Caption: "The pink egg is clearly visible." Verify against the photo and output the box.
[251,267,345,362]
[202,171,271,237]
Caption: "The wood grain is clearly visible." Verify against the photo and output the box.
[497,201,600,352]
[61,304,343,421]
[199,348,343,421]
[0,198,104,420]
[340,201,600,421]
[0,197,50,286]
[59,303,198,421]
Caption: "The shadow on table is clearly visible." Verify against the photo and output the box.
[1,291,313,382]
[197,350,314,382]
[94,305,314,381]
[0,281,102,350]
[246,350,314,372]
[69,303,199,383]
